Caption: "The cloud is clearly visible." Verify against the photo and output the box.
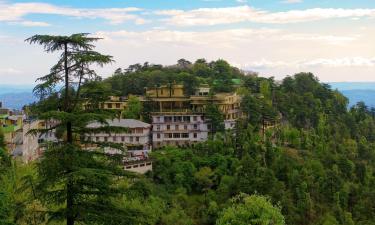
[236,0,248,3]
[9,21,51,27]
[240,57,375,69]
[95,28,357,47]
[0,68,22,74]
[156,5,375,26]
[281,0,303,4]
[0,2,145,25]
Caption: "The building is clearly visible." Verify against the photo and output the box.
[100,96,128,110]
[151,114,208,148]
[85,119,152,174]
[98,84,243,148]
[0,105,24,151]
[146,85,209,148]
[21,119,44,163]
[190,88,242,130]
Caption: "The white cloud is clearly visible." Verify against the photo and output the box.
[236,0,248,3]
[0,68,22,74]
[281,0,303,4]
[157,5,375,26]
[95,28,356,47]
[9,21,51,27]
[241,57,375,69]
[0,2,145,25]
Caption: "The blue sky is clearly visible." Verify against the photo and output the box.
[1,0,375,84]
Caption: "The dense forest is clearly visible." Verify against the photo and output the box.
[1,34,375,225]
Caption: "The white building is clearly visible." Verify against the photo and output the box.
[21,119,42,163]
[151,114,209,148]
[86,119,152,174]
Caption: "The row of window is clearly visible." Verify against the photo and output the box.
[87,136,141,143]
[155,124,200,131]
[154,115,202,123]
[156,133,198,139]
[125,162,152,170]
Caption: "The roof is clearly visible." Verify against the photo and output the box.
[87,119,151,129]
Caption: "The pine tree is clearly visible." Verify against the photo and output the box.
[26,33,132,225]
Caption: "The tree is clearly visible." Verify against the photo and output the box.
[26,33,129,225]
[0,128,13,225]
[216,194,285,225]
[206,104,225,135]
[123,96,142,119]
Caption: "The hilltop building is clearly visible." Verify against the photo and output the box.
[94,84,243,148]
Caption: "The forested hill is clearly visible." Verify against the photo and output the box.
[2,59,375,225]
[100,60,375,225]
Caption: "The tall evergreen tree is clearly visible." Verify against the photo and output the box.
[26,33,131,225]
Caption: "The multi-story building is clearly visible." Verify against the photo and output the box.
[151,114,208,148]
[100,96,128,110]
[98,84,242,148]
[85,119,152,173]
[146,84,209,148]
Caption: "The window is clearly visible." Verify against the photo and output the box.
[175,125,179,130]
[156,125,160,131]
[136,137,139,142]
[104,137,108,142]
[183,116,190,122]
[167,125,170,130]
[164,133,172,138]
[156,116,160,122]
[130,137,133,142]
[157,134,161,139]
[193,124,198,130]
[182,133,189,138]
[116,103,120,108]
[96,137,99,142]
[193,116,197,121]
[193,133,197,138]
[165,116,172,122]
[173,133,180,138]
[121,137,125,142]
[184,125,188,130]
[107,103,112,109]
[113,136,117,142]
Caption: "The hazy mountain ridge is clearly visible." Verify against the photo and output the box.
[0,92,37,110]
[0,82,374,109]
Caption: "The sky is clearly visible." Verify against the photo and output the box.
[0,0,375,84]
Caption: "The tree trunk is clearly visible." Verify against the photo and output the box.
[64,43,75,225]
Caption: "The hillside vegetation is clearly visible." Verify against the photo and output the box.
[1,58,375,225]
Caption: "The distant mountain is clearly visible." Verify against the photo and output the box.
[328,82,375,108]
[0,92,37,110]
[340,90,375,108]
[0,84,34,95]
[329,82,375,91]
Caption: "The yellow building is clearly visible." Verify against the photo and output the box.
[0,109,24,151]
[100,96,128,110]
[146,84,191,113]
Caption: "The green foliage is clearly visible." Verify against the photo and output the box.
[26,33,128,225]
[123,96,142,119]
[4,57,375,225]
[216,194,285,225]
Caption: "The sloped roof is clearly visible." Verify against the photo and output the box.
[87,119,151,129]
